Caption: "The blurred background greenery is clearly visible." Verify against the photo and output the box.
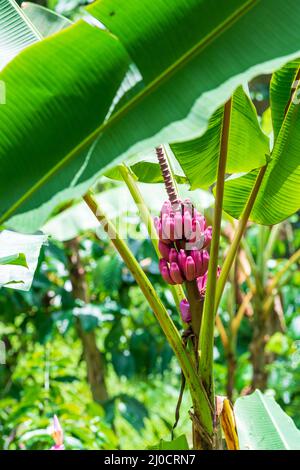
[0,198,299,449]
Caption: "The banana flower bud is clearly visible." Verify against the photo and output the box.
[51,415,64,450]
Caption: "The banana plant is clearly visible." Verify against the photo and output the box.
[1,0,300,450]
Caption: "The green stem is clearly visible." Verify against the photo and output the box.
[215,164,267,313]
[118,163,185,310]
[83,191,213,443]
[198,98,231,404]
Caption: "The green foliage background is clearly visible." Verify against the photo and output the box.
[1,209,299,449]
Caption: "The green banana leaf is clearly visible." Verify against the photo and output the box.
[223,59,300,224]
[170,86,269,190]
[270,59,300,141]
[1,0,300,232]
[235,390,300,450]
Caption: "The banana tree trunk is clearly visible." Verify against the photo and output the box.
[75,322,108,402]
[66,238,108,403]
[250,317,269,391]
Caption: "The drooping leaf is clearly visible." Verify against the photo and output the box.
[261,107,273,137]
[2,0,300,230]
[170,87,269,190]
[234,390,300,450]
[21,1,72,37]
[222,170,259,220]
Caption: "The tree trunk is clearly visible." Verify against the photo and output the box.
[250,303,284,391]
[76,324,108,402]
[66,238,108,403]
[250,317,269,391]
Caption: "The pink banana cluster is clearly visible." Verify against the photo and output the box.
[154,199,212,249]
[159,248,209,284]
[155,199,212,285]
[155,199,220,324]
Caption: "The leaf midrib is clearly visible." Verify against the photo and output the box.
[4,0,43,42]
[0,0,259,223]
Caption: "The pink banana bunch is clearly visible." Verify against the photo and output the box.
[155,199,220,324]
[155,199,212,286]
[155,199,211,283]
[154,199,212,250]
[159,247,209,284]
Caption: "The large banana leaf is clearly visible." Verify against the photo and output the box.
[223,60,300,224]
[170,86,269,190]
[1,0,300,232]
[0,0,40,69]
[0,19,130,218]
[235,390,300,450]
